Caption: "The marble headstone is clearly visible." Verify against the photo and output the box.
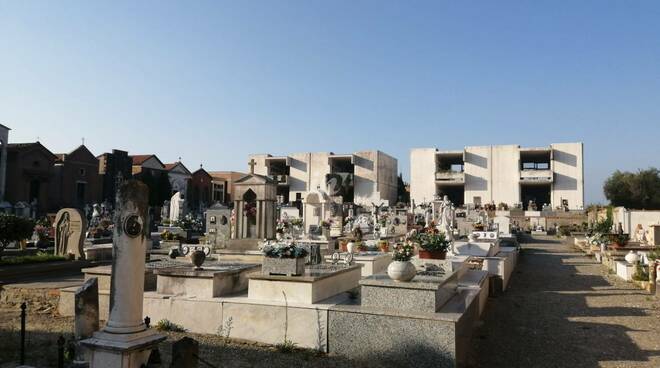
[54,208,87,260]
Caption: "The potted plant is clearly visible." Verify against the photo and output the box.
[261,242,309,276]
[378,240,389,252]
[0,215,35,260]
[387,242,416,282]
[417,232,451,259]
[614,233,629,248]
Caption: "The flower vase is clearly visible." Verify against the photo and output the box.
[347,241,356,254]
[387,261,416,282]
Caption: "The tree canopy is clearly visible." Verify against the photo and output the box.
[603,168,660,210]
[0,214,35,257]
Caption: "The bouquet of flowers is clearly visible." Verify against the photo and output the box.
[392,242,414,261]
[34,224,49,241]
[261,241,309,259]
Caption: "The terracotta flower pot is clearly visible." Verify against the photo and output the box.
[339,240,348,253]
[418,249,447,260]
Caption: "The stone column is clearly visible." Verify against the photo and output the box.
[250,199,264,239]
[81,180,165,368]
[105,180,149,334]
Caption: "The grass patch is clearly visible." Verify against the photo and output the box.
[275,339,297,353]
[155,319,186,332]
[0,252,66,266]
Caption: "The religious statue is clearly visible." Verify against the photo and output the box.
[438,195,453,240]
[90,203,102,228]
[161,200,170,221]
[633,224,647,244]
[56,212,71,255]
[169,192,184,222]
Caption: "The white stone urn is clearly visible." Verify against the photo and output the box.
[625,250,640,264]
[347,241,356,254]
[387,261,416,282]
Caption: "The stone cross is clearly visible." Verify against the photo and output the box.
[248,159,257,174]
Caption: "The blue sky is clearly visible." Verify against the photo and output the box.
[2,1,659,204]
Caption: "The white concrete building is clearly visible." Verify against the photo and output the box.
[410,143,584,210]
[248,150,398,207]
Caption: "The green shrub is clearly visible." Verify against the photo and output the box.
[155,319,186,332]
[0,252,66,265]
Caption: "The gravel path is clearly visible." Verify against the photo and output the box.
[468,238,660,368]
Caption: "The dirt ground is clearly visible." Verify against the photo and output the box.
[0,305,371,368]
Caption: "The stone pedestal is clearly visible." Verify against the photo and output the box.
[82,329,164,368]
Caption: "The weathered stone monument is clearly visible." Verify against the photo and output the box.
[54,208,87,260]
[74,277,100,365]
[81,180,165,367]
[205,203,231,248]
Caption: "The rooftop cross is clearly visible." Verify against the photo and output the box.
[248,158,257,174]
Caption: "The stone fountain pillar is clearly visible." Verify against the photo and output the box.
[81,180,165,368]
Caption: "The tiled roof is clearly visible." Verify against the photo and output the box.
[129,154,154,165]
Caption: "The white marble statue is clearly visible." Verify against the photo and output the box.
[169,192,184,222]
[633,224,647,244]
[437,195,453,240]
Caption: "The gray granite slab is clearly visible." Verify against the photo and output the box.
[359,270,458,313]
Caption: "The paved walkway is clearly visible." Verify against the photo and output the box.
[469,238,660,368]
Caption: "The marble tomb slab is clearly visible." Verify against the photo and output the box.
[324,251,391,276]
[155,263,260,298]
[248,264,362,304]
[453,241,500,257]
